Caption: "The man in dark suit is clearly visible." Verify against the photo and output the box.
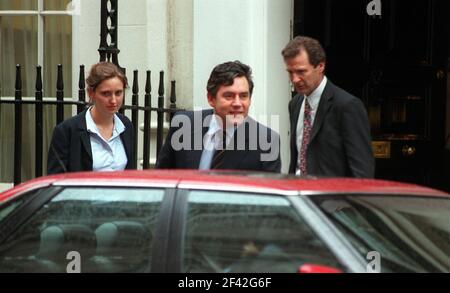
[156,61,281,172]
[282,36,374,177]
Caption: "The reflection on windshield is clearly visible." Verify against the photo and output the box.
[312,195,450,273]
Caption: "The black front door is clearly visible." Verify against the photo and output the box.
[294,0,448,189]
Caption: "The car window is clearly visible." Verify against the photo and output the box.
[312,195,450,273]
[0,198,26,222]
[182,191,343,273]
[0,187,164,273]
[0,189,43,223]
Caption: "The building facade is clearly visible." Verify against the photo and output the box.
[0,0,294,185]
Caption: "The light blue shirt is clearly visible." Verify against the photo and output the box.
[199,114,236,170]
[85,108,128,171]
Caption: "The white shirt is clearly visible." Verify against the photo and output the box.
[199,114,236,170]
[296,76,327,175]
[85,108,128,171]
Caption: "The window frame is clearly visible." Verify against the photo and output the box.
[0,0,77,100]
[0,186,62,244]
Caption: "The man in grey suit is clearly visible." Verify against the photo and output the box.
[282,36,374,178]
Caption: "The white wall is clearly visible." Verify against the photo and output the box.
[193,0,292,172]
[265,0,293,173]
[73,0,293,171]
[0,183,13,193]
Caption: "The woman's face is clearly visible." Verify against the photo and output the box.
[89,77,125,116]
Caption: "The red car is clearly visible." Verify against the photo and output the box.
[0,170,448,273]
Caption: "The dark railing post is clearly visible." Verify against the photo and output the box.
[143,70,151,169]
[78,65,86,114]
[14,65,22,185]
[99,0,125,73]
[56,64,64,124]
[156,71,165,157]
[169,80,177,121]
[35,66,43,178]
[132,70,139,167]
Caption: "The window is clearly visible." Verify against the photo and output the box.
[0,188,43,222]
[0,187,164,273]
[0,0,73,182]
[313,195,450,272]
[182,190,342,273]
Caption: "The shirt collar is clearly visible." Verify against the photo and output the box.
[207,113,238,138]
[305,75,327,110]
[85,107,125,135]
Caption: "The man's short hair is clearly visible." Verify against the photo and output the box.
[281,36,326,67]
[207,61,254,97]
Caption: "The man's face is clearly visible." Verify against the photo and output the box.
[207,76,251,127]
[285,49,325,96]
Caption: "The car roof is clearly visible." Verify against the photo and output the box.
[1,170,448,202]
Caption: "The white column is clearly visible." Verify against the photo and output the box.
[193,0,292,172]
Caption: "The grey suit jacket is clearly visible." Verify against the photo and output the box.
[288,80,374,178]
[156,109,281,172]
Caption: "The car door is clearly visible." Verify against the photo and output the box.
[0,184,174,273]
[169,188,347,273]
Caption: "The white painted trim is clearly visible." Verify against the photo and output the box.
[0,11,72,16]
[0,11,40,15]
[37,0,44,68]
[0,183,13,193]
[72,2,80,115]
[247,0,268,118]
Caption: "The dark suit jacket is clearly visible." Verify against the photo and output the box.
[156,109,281,172]
[47,109,136,175]
[288,80,374,178]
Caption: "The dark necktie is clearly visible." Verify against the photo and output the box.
[299,98,312,175]
[211,130,227,169]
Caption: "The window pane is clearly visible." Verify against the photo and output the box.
[44,15,72,96]
[183,191,342,273]
[44,0,71,10]
[0,0,37,10]
[0,16,38,97]
[312,195,450,272]
[0,187,164,273]
[0,188,44,222]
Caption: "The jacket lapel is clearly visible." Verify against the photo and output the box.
[188,110,212,168]
[290,94,303,149]
[218,117,257,169]
[120,129,133,168]
[309,80,333,143]
[77,110,93,161]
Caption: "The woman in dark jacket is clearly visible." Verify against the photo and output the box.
[47,62,136,175]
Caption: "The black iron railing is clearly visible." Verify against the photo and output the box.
[0,64,181,185]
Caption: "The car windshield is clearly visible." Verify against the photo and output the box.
[311,195,450,272]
